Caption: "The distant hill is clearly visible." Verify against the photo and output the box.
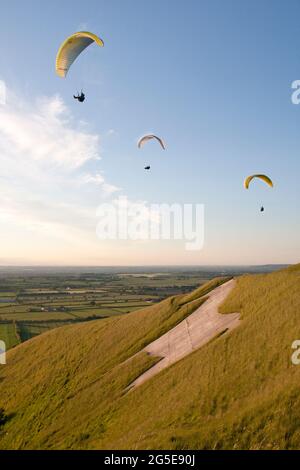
[0,266,300,450]
[0,264,289,276]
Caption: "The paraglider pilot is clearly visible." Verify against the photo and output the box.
[73,91,85,102]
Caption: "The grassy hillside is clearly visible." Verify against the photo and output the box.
[0,266,300,449]
[0,277,227,449]
[0,322,20,350]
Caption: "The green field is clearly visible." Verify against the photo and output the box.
[0,269,223,348]
[0,323,19,350]
[16,321,73,342]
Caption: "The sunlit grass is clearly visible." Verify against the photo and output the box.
[0,277,226,449]
[0,323,19,350]
[1,267,300,450]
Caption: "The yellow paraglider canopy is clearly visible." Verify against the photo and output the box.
[56,31,104,78]
[244,174,274,189]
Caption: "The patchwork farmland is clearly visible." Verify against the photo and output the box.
[0,267,216,347]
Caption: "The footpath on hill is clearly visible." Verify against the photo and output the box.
[129,279,240,389]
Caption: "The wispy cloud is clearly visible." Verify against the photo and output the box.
[80,173,121,194]
[0,87,119,249]
[0,93,99,171]
[0,85,156,264]
[76,22,89,32]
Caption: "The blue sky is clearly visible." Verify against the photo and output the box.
[0,0,299,265]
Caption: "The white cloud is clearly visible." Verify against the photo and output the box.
[0,93,99,171]
[80,173,121,194]
[107,128,118,137]
[77,22,89,31]
[0,86,123,251]
[0,80,6,105]
[0,85,160,264]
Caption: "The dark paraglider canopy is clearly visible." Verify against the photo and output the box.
[260,206,265,212]
[144,166,151,170]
